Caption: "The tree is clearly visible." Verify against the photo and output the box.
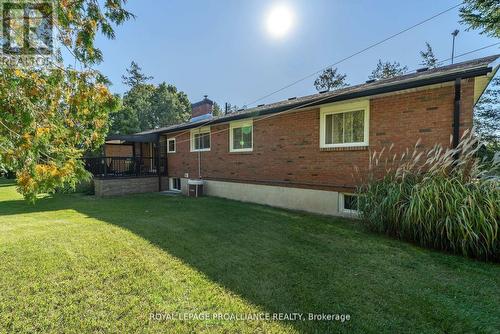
[474,76,500,162]
[109,95,140,135]
[121,61,153,87]
[0,0,133,200]
[111,79,191,134]
[124,84,156,131]
[223,103,240,114]
[145,83,191,129]
[111,62,155,134]
[475,77,499,142]
[459,0,500,38]
[111,61,192,134]
[314,67,348,92]
[369,60,408,80]
[419,42,438,68]
[56,1,135,65]
[212,102,223,117]
[0,68,119,201]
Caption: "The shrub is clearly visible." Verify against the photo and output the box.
[56,179,94,195]
[0,166,15,179]
[358,131,500,261]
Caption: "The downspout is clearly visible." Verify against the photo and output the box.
[164,139,168,186]
[452,78,461,149]
[198,150,201,179]
[156,135,161,191]
[196,128,202,179]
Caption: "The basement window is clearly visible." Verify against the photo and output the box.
[230,119,253,152]
[320,100,369,148]
[190,127,211,152]
[170,178,181,191]
[167,138,176,153]
[340,193,359,214]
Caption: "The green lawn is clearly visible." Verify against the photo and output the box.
[0,179,499,333]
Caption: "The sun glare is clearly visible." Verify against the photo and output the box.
[266,4,294,38]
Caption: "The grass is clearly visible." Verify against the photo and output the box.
[0,178,499,333]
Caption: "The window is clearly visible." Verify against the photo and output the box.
[170,178,181,191]
[320,100,369,148]
[340,193,359,214]
[167,138,176,153]
[190,127,211,152]
[230,119,253,152]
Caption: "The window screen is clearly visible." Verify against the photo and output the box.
[232,125,252,150]
[325,110,364,145]
[193,132,210,150]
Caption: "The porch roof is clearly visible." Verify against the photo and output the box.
[105,133,159,144]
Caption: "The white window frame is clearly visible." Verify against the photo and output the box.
[190,126,211,152]
[340,193,360,215]
[167,138,176,153]
[169,177,181,192]
[320,100,369,148]
[229,119,253,152]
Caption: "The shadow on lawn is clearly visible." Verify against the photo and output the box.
[1,184,498,333]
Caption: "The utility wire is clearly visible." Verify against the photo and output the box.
[435,42,500,66]
[153,3,465,143]
[162,43,499,147]
[243,2,463,108]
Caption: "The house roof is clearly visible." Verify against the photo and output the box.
[135,54,499,136]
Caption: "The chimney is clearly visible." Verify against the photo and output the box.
[190,95,214,122]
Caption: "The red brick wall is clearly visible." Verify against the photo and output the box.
[164,80,475,192]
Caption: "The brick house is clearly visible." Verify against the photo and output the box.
[89,55,499,216]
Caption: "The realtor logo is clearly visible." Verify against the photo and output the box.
[1,0,54,60]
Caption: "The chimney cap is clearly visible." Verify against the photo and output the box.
[203,95,208,99]
[191,97,214,108]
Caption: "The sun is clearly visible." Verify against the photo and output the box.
[266,4,294,38]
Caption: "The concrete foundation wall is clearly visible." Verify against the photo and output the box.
[94,177,168,197]
[197,179,340,216]
[95,176,347,216]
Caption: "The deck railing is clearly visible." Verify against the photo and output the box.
[84,156,167,178]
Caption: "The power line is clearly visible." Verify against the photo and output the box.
[436,42,500,66]
[154,3,465,143]
[160,3,465,145]
[396,42,500,76]
[390,42,500,76]
[243,2,463,108]
[163,43,499,147]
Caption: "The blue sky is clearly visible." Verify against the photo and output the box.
[89,0,498,108]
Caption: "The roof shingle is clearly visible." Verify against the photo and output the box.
[136,54,499,136]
